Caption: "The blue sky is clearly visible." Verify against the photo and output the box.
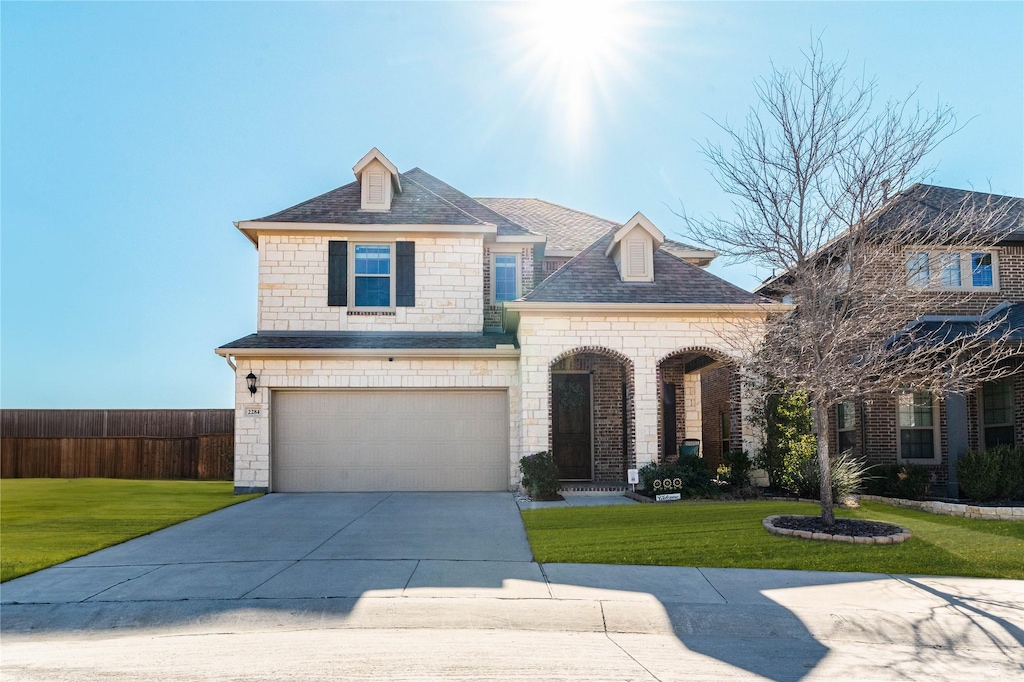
[2,1,1022,409]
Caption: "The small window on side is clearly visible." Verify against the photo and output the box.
[493,254,518,302]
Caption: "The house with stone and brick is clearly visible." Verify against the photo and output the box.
[216,148,780,494]
[755,184,1024,497]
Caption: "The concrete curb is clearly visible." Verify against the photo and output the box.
[763,514,912,544]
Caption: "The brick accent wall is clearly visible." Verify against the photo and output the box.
[483,246,536,329]
[258,234,484,333]
[848,368,1023,491]
[550,352,631,482]
[700,364,738,470]
[537,257,572,285]
[656,359,688,463]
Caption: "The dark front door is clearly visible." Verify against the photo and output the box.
[552,373,592,480]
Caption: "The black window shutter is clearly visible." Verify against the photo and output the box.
[396,241,415,307]
[327,241,348,306]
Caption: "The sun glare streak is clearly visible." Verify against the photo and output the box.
[503,1,642,156]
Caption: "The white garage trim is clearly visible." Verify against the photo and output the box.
[271,388,510,492]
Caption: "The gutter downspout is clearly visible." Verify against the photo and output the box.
[224,354,237,372]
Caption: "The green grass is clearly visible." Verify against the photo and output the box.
[521,500,1024,579]
[1,478,261,582]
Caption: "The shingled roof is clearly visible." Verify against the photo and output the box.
[872,184,1024,242]
[475,198,619,252]
[884,301,1024,352]
[523,228,767,305]
[250,169,546,238]
[401,170,538,238]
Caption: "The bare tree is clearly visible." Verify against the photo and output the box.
[681,41,1022,524]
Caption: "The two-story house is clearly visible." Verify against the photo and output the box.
[755,184,1024,497]
[216,148,778,493]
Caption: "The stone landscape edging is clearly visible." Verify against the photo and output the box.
[860,495,1024,521]
[763,514,912,544]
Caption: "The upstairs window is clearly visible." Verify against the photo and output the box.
[353,244,392,308]
[971,252,994,287]
[493,253,519,302]
[906,252,930,286]
[906,250,998,291]
[898,392,939,461]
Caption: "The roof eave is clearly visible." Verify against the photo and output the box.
[505,301,791,315]
[215,346,520,359]
[236,220,498,243]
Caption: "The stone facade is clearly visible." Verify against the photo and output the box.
[257,234,486,333]
[516,313,761,474]
[231,355,521,492]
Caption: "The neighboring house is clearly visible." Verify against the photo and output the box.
[216,148,776,493]
[756,184,1024,497]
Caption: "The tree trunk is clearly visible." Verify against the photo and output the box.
[813,402,835,526]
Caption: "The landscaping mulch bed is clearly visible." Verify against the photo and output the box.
[770,515,902,537]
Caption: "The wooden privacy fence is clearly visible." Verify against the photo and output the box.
[1,410,234,480]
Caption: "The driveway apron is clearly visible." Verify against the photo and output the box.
[1,492,535,604]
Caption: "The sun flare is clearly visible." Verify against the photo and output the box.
[505,1,640,153]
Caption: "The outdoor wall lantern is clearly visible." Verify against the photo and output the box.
[246,372,258,396]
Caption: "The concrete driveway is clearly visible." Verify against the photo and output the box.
[3,492,1023,681]
[1,492,535,604]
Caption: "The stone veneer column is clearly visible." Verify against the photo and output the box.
[234,360,271,494]
[632,354,659,466]
[683,373,702,442]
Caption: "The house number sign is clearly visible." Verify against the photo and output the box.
[246,408,261,416]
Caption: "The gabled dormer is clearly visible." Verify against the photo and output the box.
[605,212,665,282]
[353,147,402,211]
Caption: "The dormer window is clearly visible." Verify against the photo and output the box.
[352,147,401,212]
[605,212,664,283]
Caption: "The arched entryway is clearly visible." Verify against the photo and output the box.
[548,347,635,483]
[657,347,740,470]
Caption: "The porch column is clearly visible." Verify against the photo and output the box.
[946,392,969,498]
[739,368,768,486]
[683,373,702,442]
[518,343,551,468]
[633,355,660,467]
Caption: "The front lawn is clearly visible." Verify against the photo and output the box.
[521,500,1024,579]
[1,478,261,582]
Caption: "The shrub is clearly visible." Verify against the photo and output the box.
[957,446,1024,502]
[519,451,560,500]
[795,452,871,502]
[718,450,752,488]
[639,456,716,498]
[864,464,933,500]
[754,390,817,491]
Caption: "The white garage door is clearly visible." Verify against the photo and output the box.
[271,389,510,492]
